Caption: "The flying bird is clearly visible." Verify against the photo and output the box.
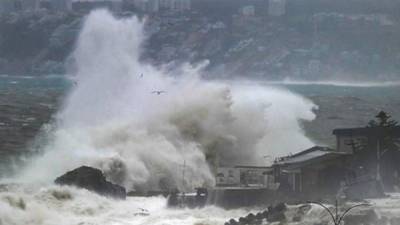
[139,73,144,78]
[152,90,166,95]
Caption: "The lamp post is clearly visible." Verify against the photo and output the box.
[308,200,370,225]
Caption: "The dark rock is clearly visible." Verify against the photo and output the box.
[261,210,268,219]
[274,202,287,212]
[267,203,287,223]
[54,166,126,199]
[229,219,238,225]
[255,212,263,220]
[246,213,255,222]
[238,217,248,225]
[253,219,262,225]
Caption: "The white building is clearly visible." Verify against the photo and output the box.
[159,0,190,11]
[174,0,190,11]
[52,0,72,11]
[0,0,42,13]
[133,0,159,13]
[239,5,255,17]
[21,0,39,11]
[268,0,286,17]
[39,0,71,11]
[71,0,122,12]
[147,0,159,12]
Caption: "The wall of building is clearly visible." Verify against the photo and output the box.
[216,167,274,188]
[336,135,368,153]
[71,1,121,12]
[216,167,240,186]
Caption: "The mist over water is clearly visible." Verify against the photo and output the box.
[8,10,317,192]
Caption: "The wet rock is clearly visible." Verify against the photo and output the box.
[267,203,287,222]
[54,166,126,199]
[246,213,255,222]
[225,203,287,225]
[261,210,268,219]
[228,218,238,225]
[238,216,248,225]
[255,212,263,220]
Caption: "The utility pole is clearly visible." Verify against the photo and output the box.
[182,159,186,190]
[377,139,381,184]
[376,136,390,191]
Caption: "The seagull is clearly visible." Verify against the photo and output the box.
[152,91,166,95]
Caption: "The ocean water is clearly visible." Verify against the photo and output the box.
[0,10,400,225]
[1,77,399,225]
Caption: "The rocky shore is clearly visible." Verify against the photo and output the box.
[55,166,126,199]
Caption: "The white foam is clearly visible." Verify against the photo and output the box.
[0,184,247,225]
[264,78,400,87]
[13,10,316,193]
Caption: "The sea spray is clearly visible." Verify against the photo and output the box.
[0,184,251,225]
[14,10,317,192]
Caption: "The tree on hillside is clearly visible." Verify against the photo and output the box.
[368,111,399,128]
[367,111,400,190]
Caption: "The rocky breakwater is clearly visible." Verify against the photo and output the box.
[55,166,126,199]
[224,203,309,225]
[225,201,400,225]
[225,202,330,225]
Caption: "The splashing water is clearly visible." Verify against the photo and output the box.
[0,184,249,225]
[12,10,316,193]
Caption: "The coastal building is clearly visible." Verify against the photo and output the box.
[132,0,159,13]
[333,126,400,191]
[216,165,277,189]
[39,0,71,11]
[333,126,400,153]
[147,0,159,12]
[268,0,285,17]
[173,0,190,11]
[160,0,190,11]
[273,146,350,196]
[72,0,122,12]
[52,0,72,11]
[239,5,255,17]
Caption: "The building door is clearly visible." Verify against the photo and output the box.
[294,173,301,192]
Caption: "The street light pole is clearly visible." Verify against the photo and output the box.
[308,200,370,225]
